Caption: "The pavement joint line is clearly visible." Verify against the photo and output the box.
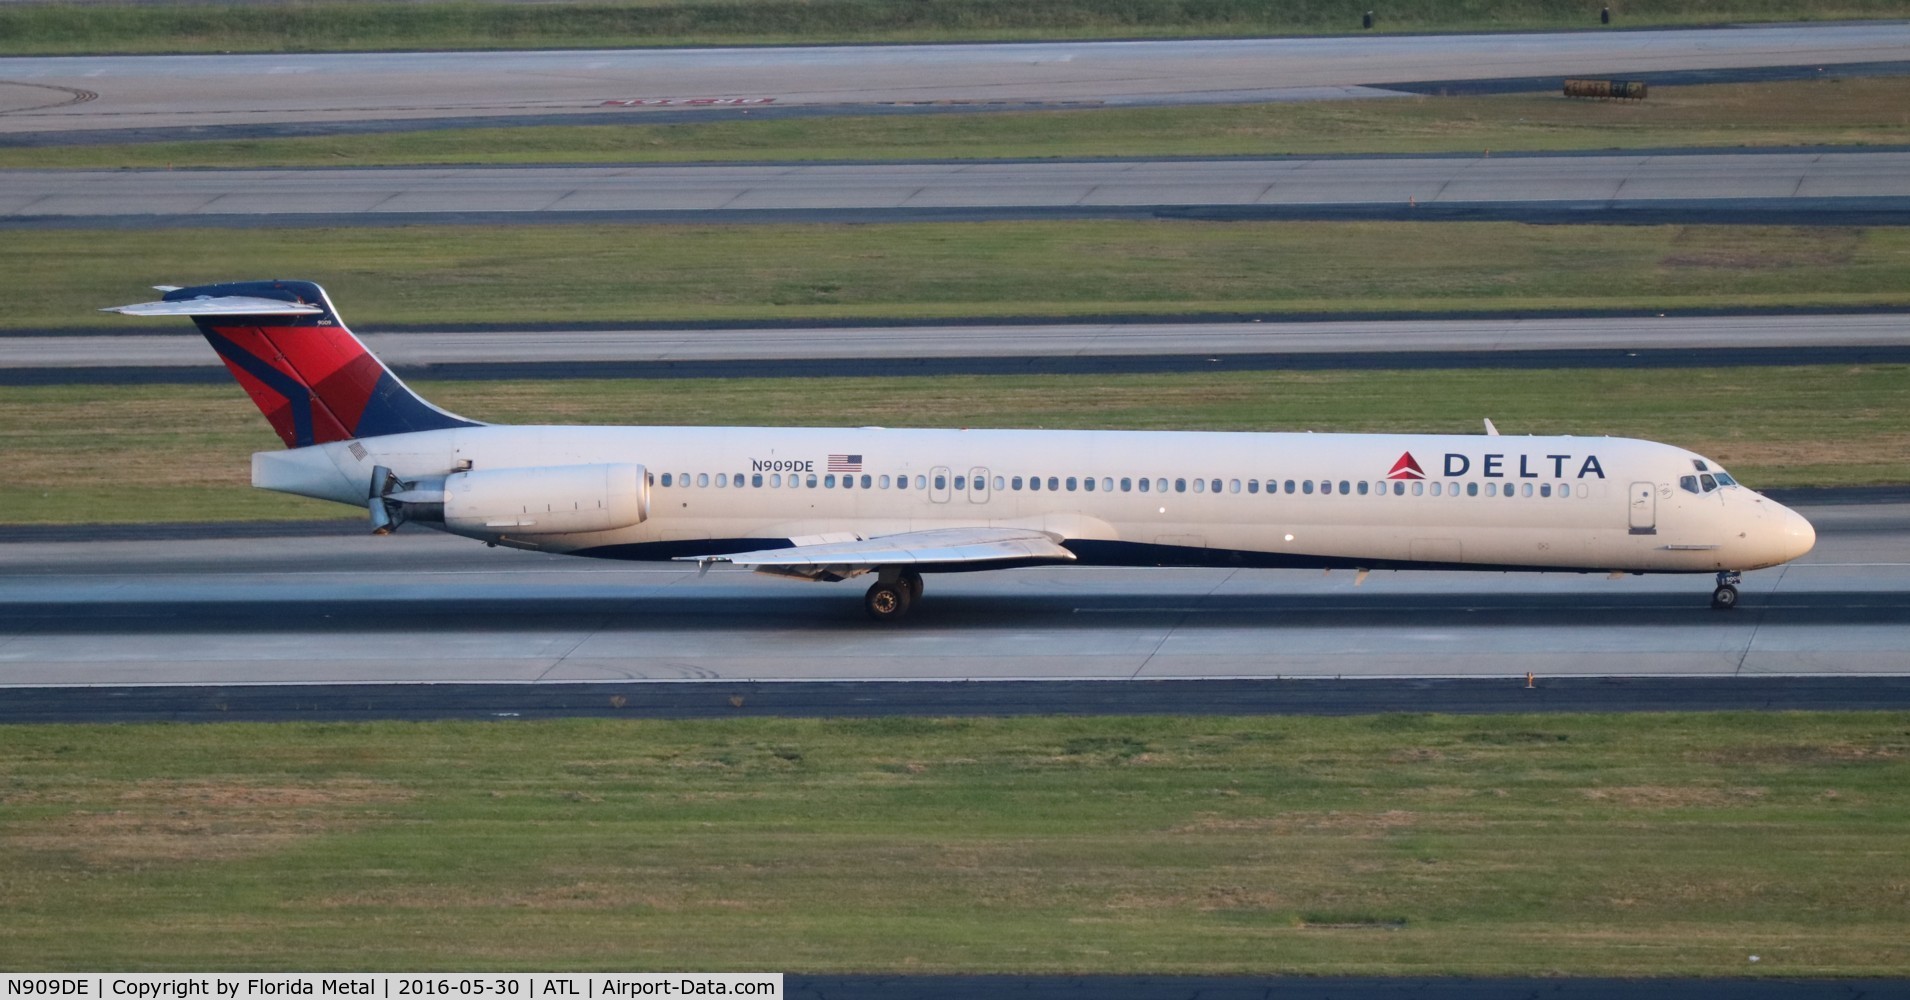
[8,669,1910,691]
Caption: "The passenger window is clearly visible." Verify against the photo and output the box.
[1102,477,1113,492]
[807,474,819,488]
[1430,482,1441,497]
[1357,481,1369,496]
[1083,477,1095,492]
[934,474,946,490]
[747,473,758,488]
[1211,479,1222,494]
[1029,477,1041,492]
[696,473,710,488]
[954,476,966,490]
[1248,480,1259,494]
[1012,476,1024,490]
[1338,480,1349,495]
[994,476,1005,491]
[1484,482,1495,496]
[1412,482,1423,496]
[861,475,872,489]
[1302,480,1314,495]
[1156,478,1168,494]
[715,472,726,487]
[1540,484,1551,497]
[1067,477,1078,491]
[824,474,836,488]
[1320,480,1332,495]
[1138,478,1150,493]
[1048,477,1060,491]
[1176,479,1188,494]
[1122,478,1133,492]
[1521,482,1533,497]
[1466,482,1478,497]
[660,473,673,487]
[1192,479,1204,494]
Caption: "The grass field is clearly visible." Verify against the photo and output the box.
[3,713,1907,973]
[4,365,1904,524]
[20,222,1910,331]
[11,77,1907,170]
[3,0,1906,55]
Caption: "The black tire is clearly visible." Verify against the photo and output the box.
[899,570,924,602]
[865,581,912,621]
[1710,584,1739,611]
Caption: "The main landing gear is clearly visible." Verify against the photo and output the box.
[1711,570,1742,611]
[864,569,925,622]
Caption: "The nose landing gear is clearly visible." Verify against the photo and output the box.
[1711,570,1742,611]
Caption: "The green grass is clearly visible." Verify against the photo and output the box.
[4,0,1907,55]
[20,222,1910,331]
[3,713,1908,973]
[12,77,1908,170]
[4,365,1904,524]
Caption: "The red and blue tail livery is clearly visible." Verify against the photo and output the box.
[106,280,477,448]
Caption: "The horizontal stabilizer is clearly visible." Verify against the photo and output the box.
[103,295,325,317]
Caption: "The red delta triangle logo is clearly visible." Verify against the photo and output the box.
[1387,452,1426,480]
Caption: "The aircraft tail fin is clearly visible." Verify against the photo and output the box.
[106,280,479,448]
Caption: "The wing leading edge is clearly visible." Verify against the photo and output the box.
[677,526,1075,579]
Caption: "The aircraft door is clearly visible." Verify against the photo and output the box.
[929,466,952,504]
[968,466,990,504]
[1628,481,1656,535]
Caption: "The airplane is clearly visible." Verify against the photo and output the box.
[108,279,1817,620]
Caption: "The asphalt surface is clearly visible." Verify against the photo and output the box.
[4,24,1909,135]
[5,152,1907,228]
[1,502,1901,696]
[6,59,1909,148]
[13,313,1909,384]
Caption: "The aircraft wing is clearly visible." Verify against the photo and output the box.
[678,526,1075,575]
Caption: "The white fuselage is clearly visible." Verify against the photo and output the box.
[254,423,1817,576]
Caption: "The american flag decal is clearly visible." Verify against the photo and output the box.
[828,454,863,473]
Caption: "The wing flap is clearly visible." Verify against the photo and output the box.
[679,526,1075,571]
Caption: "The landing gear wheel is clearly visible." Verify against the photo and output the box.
[865,580,913,622]
[898,570,924,603]
[1710,584,1739,611]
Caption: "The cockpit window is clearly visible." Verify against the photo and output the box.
[1692,459,1710,472]
[1715,472,1737,487]
[1680,475,1700,494]
[1699,473,1717,491]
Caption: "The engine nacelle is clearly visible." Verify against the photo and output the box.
[443,463,648,535]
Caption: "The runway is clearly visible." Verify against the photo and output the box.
[0,502,1901,692]
[13,313,1910,384]
[6,151,1908,227]
[4,24,1909,136]
[22,313,1910,367]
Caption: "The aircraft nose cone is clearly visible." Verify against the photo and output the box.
[1781,505,1817,562]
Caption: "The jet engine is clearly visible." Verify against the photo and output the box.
[443,463,649,535]
[368,463,649,536]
